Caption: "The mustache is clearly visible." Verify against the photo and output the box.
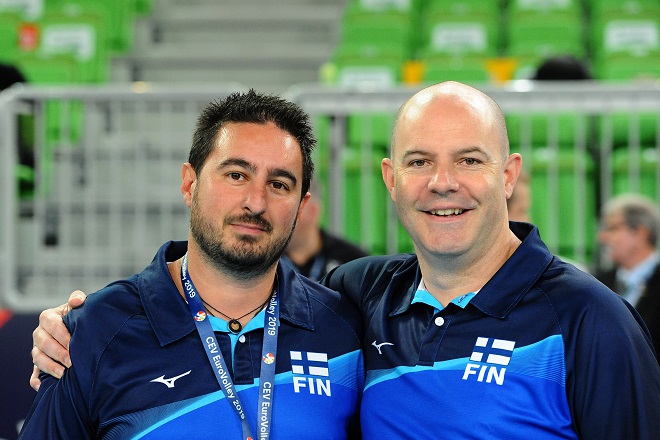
[225,213,273,233]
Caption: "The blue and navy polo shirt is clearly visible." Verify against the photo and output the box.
[19,241,364,439]
[323,222,660,439]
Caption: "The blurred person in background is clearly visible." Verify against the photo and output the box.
[1,62,34,196]
[0,62,26,91]
[0,62,35,440]
[283,179,368,281]
[596,193,660,355]
[532,54,592,81]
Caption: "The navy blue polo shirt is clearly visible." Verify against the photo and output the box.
[323,222,660,439]
[19,241,364,439]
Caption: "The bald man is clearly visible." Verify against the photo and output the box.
[31,82,660,438]
[324,82,659,438]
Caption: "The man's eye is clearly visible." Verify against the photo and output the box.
[410,159,426,167]
[271,181,288,190]
[228,172,243,180]
[463,158,479,165]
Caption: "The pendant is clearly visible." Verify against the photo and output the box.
[228,319,242,334]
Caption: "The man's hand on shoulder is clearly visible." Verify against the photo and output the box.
[30,290,87,391]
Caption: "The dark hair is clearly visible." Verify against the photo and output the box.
[533,55,592,81]
[189,89,315,199]
[0,63,26,91]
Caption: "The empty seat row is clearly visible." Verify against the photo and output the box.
[0,0,154,84]
[326,0,660,86]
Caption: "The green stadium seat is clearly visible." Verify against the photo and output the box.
[329,4,413,147]
[596,53,660,81]
[590,0,660,19]
[506,112,592,149]
[505,0,584,65]
[133,0,154,15]
[422,56,491,83]
[592,19,660,63]
[329,44,403,148]
[594,97,658,148]
[529,148,597,262]
[426,0,499,20]
[419,19,499,60]
[611,147,659,199]
[339,8,414,59]
[416,2,499,85]
[315,146,394,254]
[331,41,405,86]
[16,53,78,83]
[508,40,588,79]
[590,0,660,69]
[589,2,660,144]
[311,115,331,162]
[330,12,406,144]
[0,0,42,20]
[506,0,584,53]
[0,12,22,63]
[342,149,389,253]
[36,9,109,82]
[346,112,394,150]
[507,16,585,59]
[49,0,136,53]
[346,0,416,12]
[508,0,582,21]
[420,0,500,60]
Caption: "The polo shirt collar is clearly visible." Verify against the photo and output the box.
[470,222,553,319]
[390,222,553,319]
[139,241,315,347]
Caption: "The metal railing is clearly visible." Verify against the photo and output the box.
[1,81,659,310]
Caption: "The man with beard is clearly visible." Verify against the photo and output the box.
[19,91,364,439]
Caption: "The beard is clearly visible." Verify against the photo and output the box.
[189,192,295,281]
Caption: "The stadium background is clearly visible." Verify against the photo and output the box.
[1,1,659,439]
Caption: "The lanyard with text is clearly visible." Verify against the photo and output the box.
[182,253,279,440]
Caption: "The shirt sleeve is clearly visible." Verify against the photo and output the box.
[18,367,94,439]
[321,256,378,307]
[565,295,660,439]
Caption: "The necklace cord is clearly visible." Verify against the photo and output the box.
[201,292,272,321]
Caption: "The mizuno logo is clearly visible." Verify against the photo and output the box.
[462,337,516,386]
[151,370,192,388]
[372,340,394,355]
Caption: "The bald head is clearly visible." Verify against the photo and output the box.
[392,82,509,159]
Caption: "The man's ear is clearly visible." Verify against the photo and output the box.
[181,163,197,207]
[382,157,396,202]
[296,191,312,223]
[503,153,522,200]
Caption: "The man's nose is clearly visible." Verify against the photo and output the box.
[243,183,268,215]
[428,164,459,193]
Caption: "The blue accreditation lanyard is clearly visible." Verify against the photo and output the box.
[181,253,279,440]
